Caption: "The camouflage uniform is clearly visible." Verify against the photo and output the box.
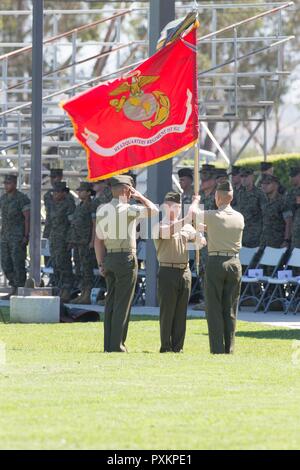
[48,196,75,289]
[200,189,217,211]
[237,186,267,247]
[68,199,94,289]
[181,187,194,217]
[286,187,300,248]
[181,187,194,206]
[232,185,242,210]
[91,187,112,217]
[257,175,286,196]
[261,193,292,248]
[44,190,75,237]
[0,190,30,287]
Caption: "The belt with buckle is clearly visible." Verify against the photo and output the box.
[209,251,239,258]
[160,262,188,269]
[106,248,136,254]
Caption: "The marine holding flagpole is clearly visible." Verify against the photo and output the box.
[192,181,245,354]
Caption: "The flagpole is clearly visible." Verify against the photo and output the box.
[194,142,200,276]
[194,0,200,276]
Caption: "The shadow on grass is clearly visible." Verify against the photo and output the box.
[236,329,300,340]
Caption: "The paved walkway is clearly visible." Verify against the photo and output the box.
[67,304,300,329]
[1,298,300,329]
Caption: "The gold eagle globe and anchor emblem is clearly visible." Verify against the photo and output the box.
[109,71,170,130]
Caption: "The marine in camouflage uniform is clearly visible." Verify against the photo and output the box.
[260,175,292,248]
[68,182,95,304]
[230,165,242,210]
[178,168,194,215]
[91,181,112,221]
[0,174,30,296]
[48,181,75,302]
[256,161,285,196]
[286,167,300,249]
[43,169,75,238]
[90,181,113,303]
[237,168,267,248]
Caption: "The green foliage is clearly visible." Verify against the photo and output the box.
[238,153,300,189]
[0,317,300,449]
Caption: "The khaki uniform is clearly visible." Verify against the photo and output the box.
[96,198,148,352]
[154,224,196,352]
[204,205,244,354]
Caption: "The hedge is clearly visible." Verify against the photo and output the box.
[182,153,300,189]
[236,154,300,189]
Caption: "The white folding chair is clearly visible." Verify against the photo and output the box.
[264,248,300,314]
[253,247,288,312]
[240,246,259,273]
[238,246,259,306]
[240,247,287,310]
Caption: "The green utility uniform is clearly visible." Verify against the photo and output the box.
[154,192,198,353]
[285,167,300,249]
[260,175,292,248]
[237,183,266,248]
[91,186,113,217]
[68,183,95,292]
[48,182,75,291]
[204,181,244,354]
[0,176,30,288]
[96,176,149,352]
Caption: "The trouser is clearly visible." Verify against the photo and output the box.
[72,246,81,287]
[0,239,27,287]
[103,252,138,352]
[75,244,95,289]
[49,239,73,289]
[205,255,242,354]
[158,266,192,352]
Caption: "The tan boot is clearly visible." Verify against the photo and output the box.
[74,288,91,305]
[60,288,71,303]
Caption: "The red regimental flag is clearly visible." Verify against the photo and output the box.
[61,29,198,181]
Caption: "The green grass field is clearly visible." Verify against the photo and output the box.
[0,312,300,450]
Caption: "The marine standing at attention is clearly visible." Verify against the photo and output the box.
[154,192,206,353]
[192,181,244,354]
[0,174,30,297]
[94,175,158,353]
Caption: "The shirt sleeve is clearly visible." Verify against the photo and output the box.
[95,221,105,240]
[91,199,98,220]
[282,198,293,220]
[21,194,31,212]
[127,204,149,219]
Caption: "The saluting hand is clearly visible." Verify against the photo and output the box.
[130,188,143,201]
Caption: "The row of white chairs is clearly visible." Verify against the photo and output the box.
[240,246,300,314]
